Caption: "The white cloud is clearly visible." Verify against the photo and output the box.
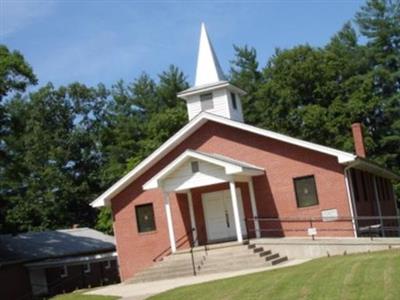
[0,0,56,38]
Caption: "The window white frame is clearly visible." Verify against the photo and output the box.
[200,93,214,110]
[60,265,68,278]
[191,161,199,173]
[230,92,237,110]
[105,260,111,270]
[83,263,91,273]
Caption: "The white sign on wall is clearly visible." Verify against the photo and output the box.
[321,209,339,222]
[308,227,317,236]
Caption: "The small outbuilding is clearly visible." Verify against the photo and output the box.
[0,227,119,299]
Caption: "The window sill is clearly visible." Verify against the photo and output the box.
[296,204,320,210]
[138,230,158,236]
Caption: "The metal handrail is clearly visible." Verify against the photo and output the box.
[189,225,208,276]
[247,216,400,221]
[245,215,400,241]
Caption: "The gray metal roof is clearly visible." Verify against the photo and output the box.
[0,228,115,265]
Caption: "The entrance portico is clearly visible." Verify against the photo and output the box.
[143,150,264,252]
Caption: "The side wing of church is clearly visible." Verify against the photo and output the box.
[91,24,399,281]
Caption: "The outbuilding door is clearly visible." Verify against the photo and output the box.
[202,188,247,242]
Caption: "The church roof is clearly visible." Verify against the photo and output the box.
[90,112,384,208]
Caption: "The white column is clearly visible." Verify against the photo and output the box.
[373,176,385,237]
[229,180,243,243]
[187,191,198,246]
[248,179,261,238]
[163,192,176,252]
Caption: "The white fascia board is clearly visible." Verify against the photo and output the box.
[143,150,194,190]
[241,167,265,176]
[91,111,356,207]
[225,165,244,174]
[143,149,257,191]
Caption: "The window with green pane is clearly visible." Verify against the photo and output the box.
[135,203,156,233]
[293,175,319,208]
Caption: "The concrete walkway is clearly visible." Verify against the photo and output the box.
[86,259,310,300]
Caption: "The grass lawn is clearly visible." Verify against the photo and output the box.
[150,250,400,300]
[50,291,119,300]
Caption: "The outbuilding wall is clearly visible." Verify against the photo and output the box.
[350,169,398,236]
[0,264,31,300]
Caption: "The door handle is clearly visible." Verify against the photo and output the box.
[225,210,230,228]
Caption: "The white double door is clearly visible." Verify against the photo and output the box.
[202,188,247,242]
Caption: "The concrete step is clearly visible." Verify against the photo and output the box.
[167,246,252,259]
[253,247,264,253]
[175,241,248,254]
[149,258,205,268]
[164,249,259,263]
[197,250,266,260]
[163,253,207,262]
[205,255,270,264]
[271,256,288,265]
[259,250,272,257]
[264,253,280,261]
[129,241,289,283]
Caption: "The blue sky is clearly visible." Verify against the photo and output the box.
[1,0,365,89]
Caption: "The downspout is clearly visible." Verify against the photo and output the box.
[344,163,358,238]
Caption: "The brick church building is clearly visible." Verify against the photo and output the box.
[91,24,399,281]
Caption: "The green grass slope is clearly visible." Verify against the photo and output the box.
[150,250,400,300]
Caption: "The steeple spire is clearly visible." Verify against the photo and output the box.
[195,23,226,86]
[178,23,246,122]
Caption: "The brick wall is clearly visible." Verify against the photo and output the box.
[111,121,355,280]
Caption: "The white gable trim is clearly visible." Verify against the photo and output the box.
[91,112,356,207]
[143,149,264,191]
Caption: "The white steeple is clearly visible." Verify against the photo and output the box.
[178,23,246,122]
[195,23,226,86]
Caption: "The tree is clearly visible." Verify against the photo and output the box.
[355,0,400,194]
[254,45,337,144]
[95,207,114,235]
[0,45,37,101]
[0,83,108,232]
[229,45,263,124]
[0,45,38,185]
[126,65,189,169]
[2,0,399,234]
[99,80,144,187]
